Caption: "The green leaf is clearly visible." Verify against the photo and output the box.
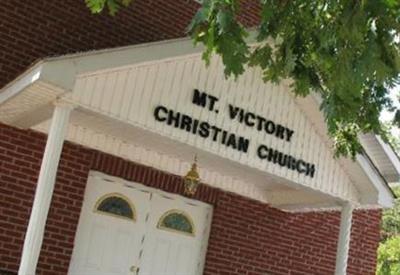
[85,0,107,14]
[216,10,232,33]
[84,0,133,15]
[107,0,119,16]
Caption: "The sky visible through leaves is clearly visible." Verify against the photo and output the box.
[381,88,400,137]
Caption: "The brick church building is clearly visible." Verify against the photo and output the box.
[0,1,399,275]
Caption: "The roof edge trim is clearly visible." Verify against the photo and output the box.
[357,153,395,208]
[0,63,44,105]
[0,37,205,103]
[376,135,400,181]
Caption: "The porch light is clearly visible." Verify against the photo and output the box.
[183,155,201,196]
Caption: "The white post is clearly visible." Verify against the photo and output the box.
[18,101,74,275]
[335,202,354,275]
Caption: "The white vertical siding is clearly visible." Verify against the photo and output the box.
[70,55,359,203]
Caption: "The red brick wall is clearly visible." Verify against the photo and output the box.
[0,0,261,90]
[205,193,381,275]
[0,123,382,274]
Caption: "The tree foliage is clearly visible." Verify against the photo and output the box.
[85,0,400,158]
[377,236,400,275]
[378,188,400,275]
[381,186,400,241]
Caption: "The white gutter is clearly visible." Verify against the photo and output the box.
[376,135,400,182]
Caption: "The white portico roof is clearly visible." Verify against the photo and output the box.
[0,37,395,211]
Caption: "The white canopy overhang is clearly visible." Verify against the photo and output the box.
[0,37,395,212]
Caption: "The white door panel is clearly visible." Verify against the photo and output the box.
[69,173,212,275]
[69,176,151,275]
[139,193,211,275]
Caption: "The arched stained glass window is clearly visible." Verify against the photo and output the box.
[157,210,195,236]
[94,193,135,221]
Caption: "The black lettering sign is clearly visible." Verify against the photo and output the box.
[154,105,249,154]
[228,102,295,142]
[152,88,316,178]
[192,89,219,112]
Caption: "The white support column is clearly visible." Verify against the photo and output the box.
[18,102,74,275]
[335,202,354,275]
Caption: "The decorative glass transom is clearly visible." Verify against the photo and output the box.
[157,210,195,236]
[95,193,135,221]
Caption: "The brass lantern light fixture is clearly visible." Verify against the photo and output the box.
[183,155,201,196]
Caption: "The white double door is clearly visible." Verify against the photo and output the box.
[68,172,212,275]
